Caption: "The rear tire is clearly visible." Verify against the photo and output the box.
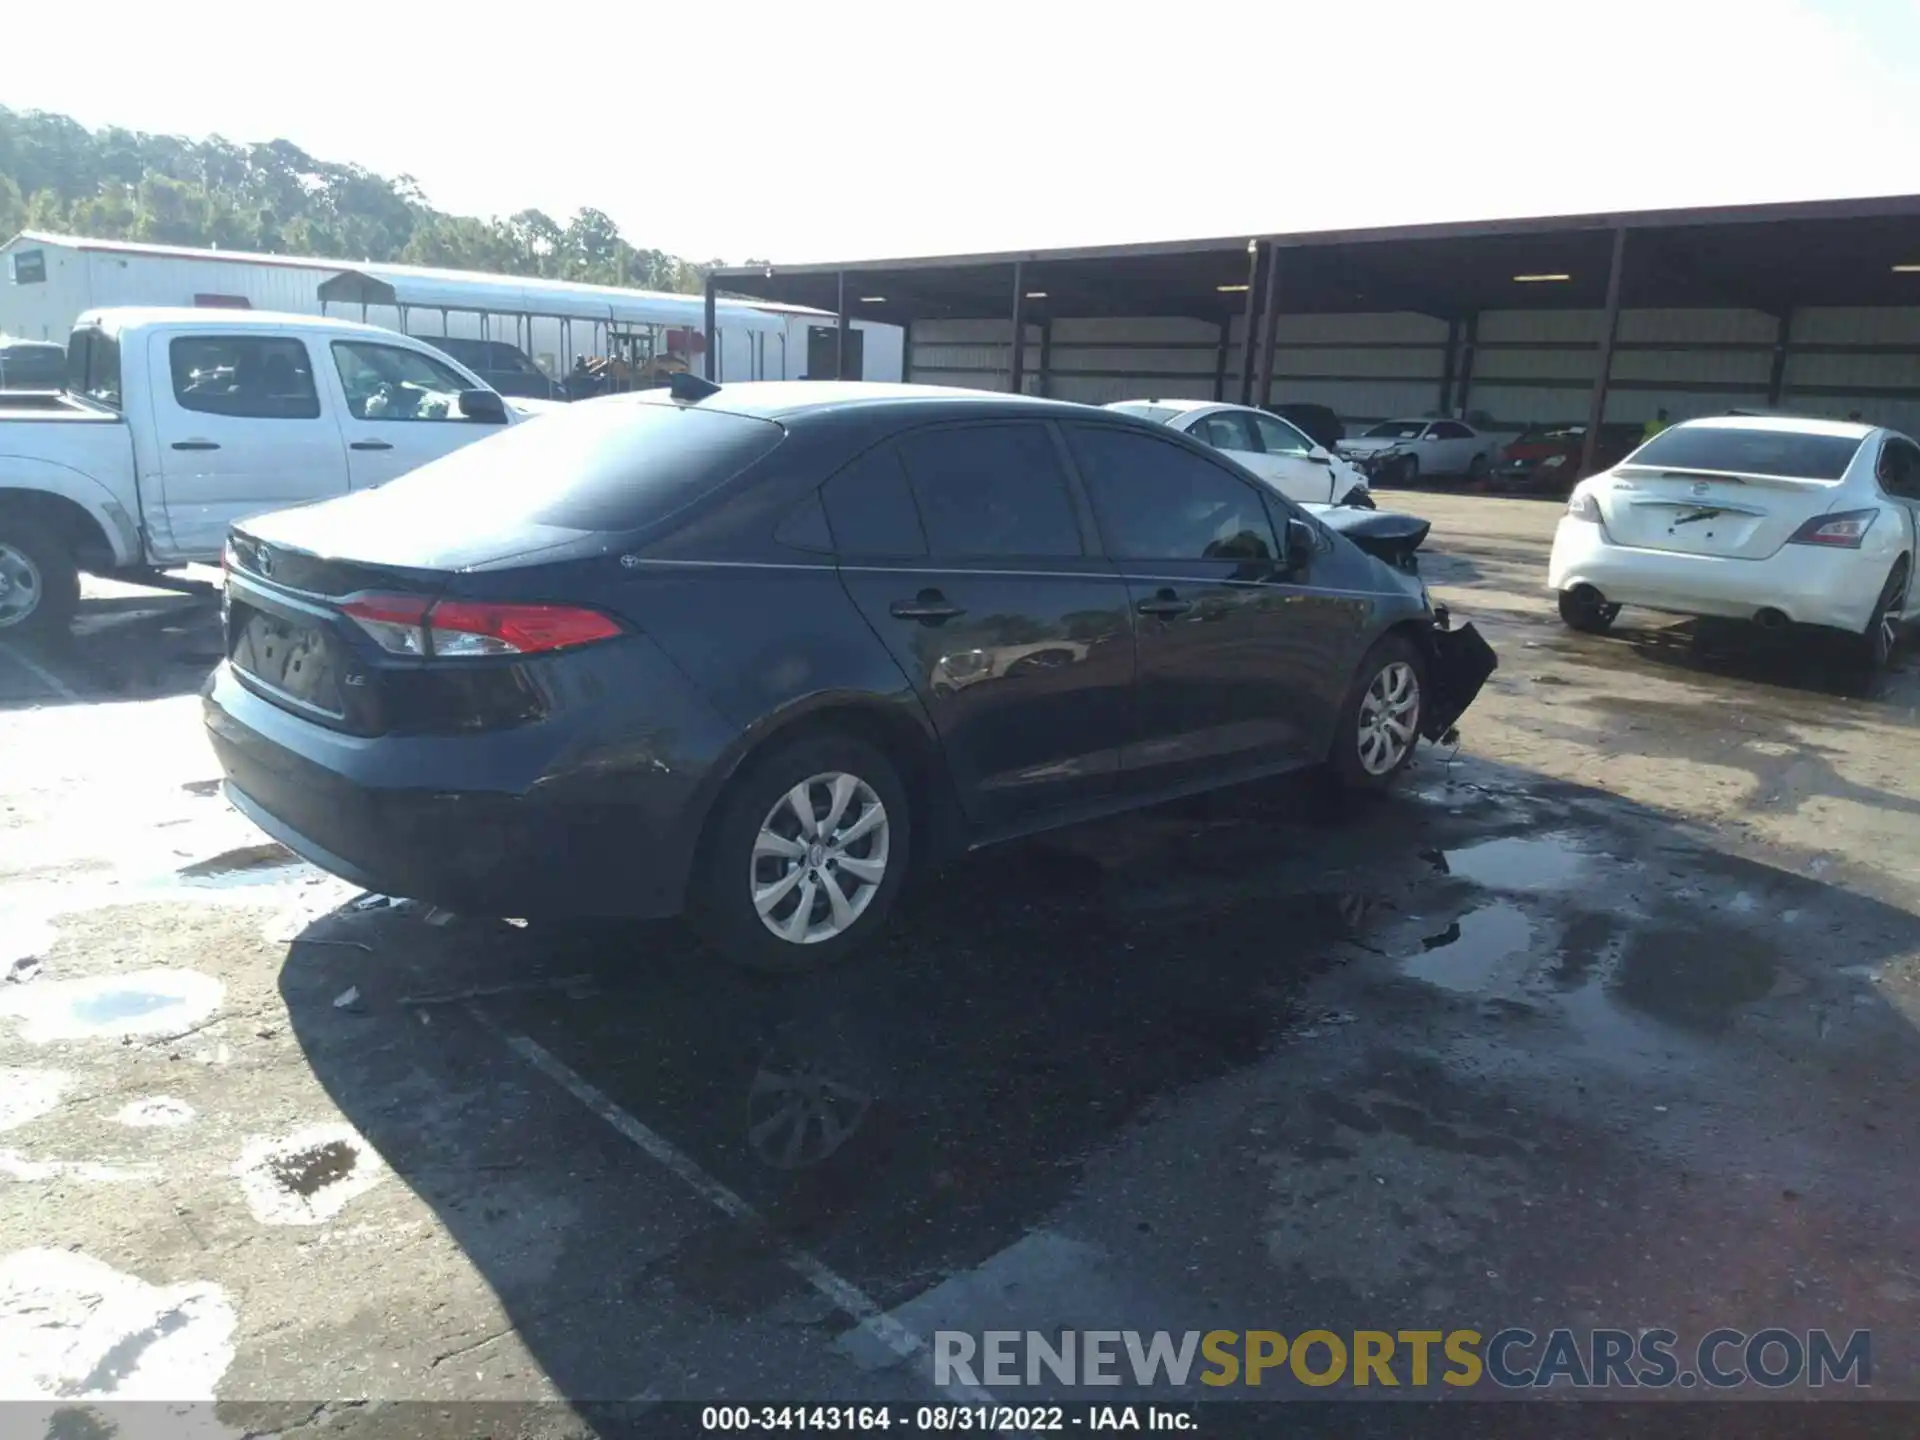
[691,733,911,975]
[1329,633,1427,792]
[0,517,80,643]
[1858,558,1910,676]
[1558,587,1621,635]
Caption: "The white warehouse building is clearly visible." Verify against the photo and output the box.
[0,231,903,385]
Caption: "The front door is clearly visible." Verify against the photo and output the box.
[1063,422,1338,787]
[146,332,350,560]
[823,421,1136,830]
[325,338,508,489]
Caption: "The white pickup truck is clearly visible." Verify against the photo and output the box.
[0,307,535,637]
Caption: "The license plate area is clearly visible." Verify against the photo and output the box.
[230,603,348,719]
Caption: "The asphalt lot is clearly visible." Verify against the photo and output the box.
[2,493,1919,1436]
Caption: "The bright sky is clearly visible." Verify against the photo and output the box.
[9,0,1920,265]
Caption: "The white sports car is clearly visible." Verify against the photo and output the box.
[1547,415,1920,669]
[1104,400,1373,507]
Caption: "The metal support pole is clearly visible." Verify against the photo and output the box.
[1455,314,1479,417]
[1009,261,1028,394]
[1037,317,1053,399]
[1236,241,1265,406]
[1580,227,1629,478]
[901,320,913,384]
[1438,319,1460,415]
[703,275,718,380]
[1767,311,1791,407]
[1252,245,1282,411]
[836,272,850,380]
[1213,324,1229,402]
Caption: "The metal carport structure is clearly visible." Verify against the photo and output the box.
[710,194,1920,473]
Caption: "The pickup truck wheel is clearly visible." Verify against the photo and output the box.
[0,519,79,641]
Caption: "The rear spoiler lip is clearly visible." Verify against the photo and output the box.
[1613,464,1841,489]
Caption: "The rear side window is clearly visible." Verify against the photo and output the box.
[1068,424,1276,563]
[169,336,321,419]
[822,446,927,558]
[1628,426,1863,481]
[67,327,121,409]
[357,395,786,531]
[1878,437,1920,500]
[896,423,1082,560]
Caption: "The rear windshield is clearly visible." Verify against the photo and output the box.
[1625,426,1863,482]
[1107,403,1182,425]
[365,394,785,532]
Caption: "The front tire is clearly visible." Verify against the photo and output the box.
[1558,587,1621,635]
[691,733,911,974]
[1329,634,1426,792]
[0,518,80,642]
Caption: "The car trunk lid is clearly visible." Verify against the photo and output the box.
[1594,467,1834,559]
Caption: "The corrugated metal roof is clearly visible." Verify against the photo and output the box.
[5,231,804,331]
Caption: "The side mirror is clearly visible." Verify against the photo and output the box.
[458,388,508,424]
[1284,517,1316,569]
[1308,444,1332,464]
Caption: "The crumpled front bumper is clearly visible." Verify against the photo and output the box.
[1421,616,1497,740]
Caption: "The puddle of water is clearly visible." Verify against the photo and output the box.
[114,1097,196,1129]
[1441,833,1590,892]
[234,1122,385,1225]
[1613,925,1779,1032]
[1401,903,1534,995]
[0,1248,236,1401]
[174,843,302,889]
[0,969,224,1045]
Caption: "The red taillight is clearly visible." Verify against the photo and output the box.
[1786,508,1878,549]
[339,594,619,657]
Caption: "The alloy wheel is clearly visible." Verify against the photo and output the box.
[750,771,890,944]
[0,543,43,629]
[1879,568,1909,662]
[1357,661,1420,776]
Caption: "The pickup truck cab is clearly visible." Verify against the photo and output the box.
[0,307,523,638]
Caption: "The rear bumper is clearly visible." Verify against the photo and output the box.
[202,658,720,919]
[1547,519,1888,632]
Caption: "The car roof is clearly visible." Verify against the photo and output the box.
[1106,398,1217,414]
[1676,414,1876,440]
[74,307,432,343]
[662,381,1105,425]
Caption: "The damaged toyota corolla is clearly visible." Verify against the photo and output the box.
[204,379,1495,972]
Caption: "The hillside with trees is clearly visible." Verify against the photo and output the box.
[0,105,734,293]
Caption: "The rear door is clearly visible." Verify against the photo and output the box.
[326,338,508,489]
[1064,422,1343,786]
[145,331,350,559]
[824,421,1136,830]
[1594,426,1864,559]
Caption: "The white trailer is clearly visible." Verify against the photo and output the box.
[0,232,902,384]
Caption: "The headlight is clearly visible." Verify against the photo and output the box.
[1566,489,1601,521]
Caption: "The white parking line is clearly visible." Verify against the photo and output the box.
[0,644,82,704]
[470,1007,999,1410]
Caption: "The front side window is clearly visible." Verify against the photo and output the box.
[1431,421,1472,440]
[332,341,474,422]
[169,336,320,419]
[896,423,1083,560]
[1191,412,1261,452]
[1252,413,1313,455]
[1067,424,1276,563]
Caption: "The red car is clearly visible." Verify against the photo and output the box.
[1492,422,1643,492]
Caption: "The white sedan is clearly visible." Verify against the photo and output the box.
[1548,416,1920,669]
[1104,400,1373,507]
[1339,418,1498,484]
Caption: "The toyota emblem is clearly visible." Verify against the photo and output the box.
[257,549,273,577]
[1691,481,1709,496]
